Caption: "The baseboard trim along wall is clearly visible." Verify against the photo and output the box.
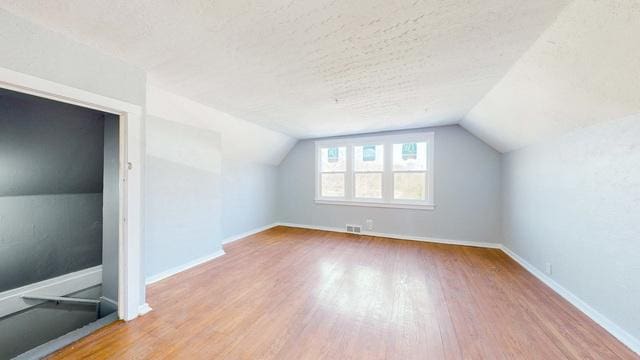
[99,296,118,307]
[138,303,153,316]
[277,222,502,249]
[147,222,496,290]
[140,223,639,354]
[145,249,226,285]
[500,245,640,355]
[279,222,638,354]
[222,223,280,244]
[0,265,102,318]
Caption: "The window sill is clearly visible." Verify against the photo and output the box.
[314,199,435,210]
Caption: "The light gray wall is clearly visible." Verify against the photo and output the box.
[502,114,640,341]
[278,125,502,243]
[0,90,107,292]
[102,115,119,303]
[144,116,222,278]
[222,162,279,238]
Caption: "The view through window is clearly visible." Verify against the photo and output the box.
[315,132,434,209]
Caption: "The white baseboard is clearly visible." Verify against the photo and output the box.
[222,223,279,245]
[99,296,118,307]
[279,222,638,354]
[278,222,501,249]
[139,222,638,355]
[500,245,640,355]
[0,265,102,318]
[145,249,226,285]
[144,224,279,287]
[137,302,153,316]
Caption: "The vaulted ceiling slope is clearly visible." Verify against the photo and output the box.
[463,0,640,152]
[147,86,296,165]
[0,0,568,141]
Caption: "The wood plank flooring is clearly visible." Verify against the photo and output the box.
[49,226,638,359]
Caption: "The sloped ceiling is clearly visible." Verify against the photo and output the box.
[463,0,640,152]
[2,0,632,154]
[0,0,568,141]
[146,86,296,166]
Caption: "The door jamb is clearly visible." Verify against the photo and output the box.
[0,66,148,321]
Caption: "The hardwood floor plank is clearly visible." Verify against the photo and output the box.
[47,226,638,359]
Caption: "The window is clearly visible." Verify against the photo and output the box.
[353,144,383,199]
[315,132,434,210]
[319,146,346,197]
[392,142,427,201]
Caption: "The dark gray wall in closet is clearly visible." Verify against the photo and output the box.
[0,88,106,292]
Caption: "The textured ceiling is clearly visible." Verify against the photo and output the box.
[463,0,640,152]
[0,0,568,139]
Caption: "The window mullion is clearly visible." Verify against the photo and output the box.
[383,140,393,202]
[346,145,353,201]
[316,133,433,206]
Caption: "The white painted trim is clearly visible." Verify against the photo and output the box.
[500,245,640,355]
[274,224,638,354]
[278,222,500,249]
[145,249,226,285]
[138,303,153,316]
[0,66,144,322]
[315,131,435,208]
[222,223,279,245]
[314,199,435,210]
[99,296,118,307]
[120,110,144,321]
[0,266,102,318]
[0,67,141,115]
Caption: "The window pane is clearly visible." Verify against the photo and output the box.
[321,173,345,197]
[393,142,427,171]
[394,172,426,200]
[354,144,383,172]
[321,146,346,172]
[354,173,382,199]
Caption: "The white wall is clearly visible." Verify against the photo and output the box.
[0,9,146,106]
[144,116,222,278]
[502,113,640,345]
[146,86,296,245]
[222,162,279,239]
[278,125,502,244]
[146,86,295,166]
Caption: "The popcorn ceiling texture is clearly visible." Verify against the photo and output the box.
[464,0,640,152]
[0,1,635,153]
[0,0,567,140]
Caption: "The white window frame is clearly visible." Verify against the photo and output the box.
[352,143,384,201]
[315,132,435,210]
[317,146,347,199]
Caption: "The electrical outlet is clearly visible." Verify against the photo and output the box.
[365,219,374,230]
[545,262,552,275]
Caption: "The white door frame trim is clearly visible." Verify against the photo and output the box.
[0,66,146,321]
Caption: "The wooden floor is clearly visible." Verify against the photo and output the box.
[50,226,637,359]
